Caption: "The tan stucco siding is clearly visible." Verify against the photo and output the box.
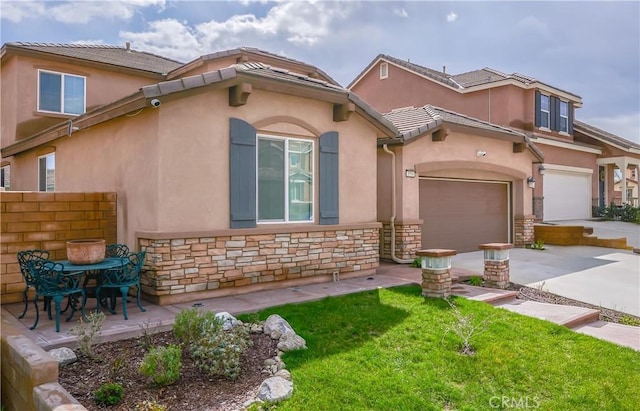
[1,54,160,144]
[153,88,379,231]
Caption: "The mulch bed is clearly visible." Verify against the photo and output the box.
[59,331,279,411]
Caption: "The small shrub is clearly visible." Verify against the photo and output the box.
[139,344,182,386]
[410,258,421,268]
[442,297,494,355]
[191,325,251,380]
[619,315,640,327]
[135,399,168,411]
[106,350,128,383]
[68,311,105,359]
[468,276,483,286]
[139,319,155,351]
[173,308,221,347]
[94,382,124,406]
[530,239,546,250]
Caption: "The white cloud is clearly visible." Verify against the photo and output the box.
[446,12,457,23]
[581,113,640,144]
[0,0,165,24]
[393,8,408,18]
[0,1,47,23]
[120,1,358,61]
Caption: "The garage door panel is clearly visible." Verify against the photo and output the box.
[419,179,509,253]
[543,171,591,221]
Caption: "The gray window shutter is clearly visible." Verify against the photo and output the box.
[534,91,541,127]
[568,103,574,134]
[229,118,257,228]
[319,131,339,225]
[550,96,559,131]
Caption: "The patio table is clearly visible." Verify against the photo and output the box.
[55,257,128,317]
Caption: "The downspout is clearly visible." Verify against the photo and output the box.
[382,144,416,264]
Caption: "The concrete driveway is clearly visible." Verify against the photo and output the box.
[452,221,640,316]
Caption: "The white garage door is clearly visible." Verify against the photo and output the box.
[543,169,591,221]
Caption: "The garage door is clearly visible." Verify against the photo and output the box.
[543,170,591,221]
[419,178,510,253]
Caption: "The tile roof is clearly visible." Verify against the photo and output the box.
[3,42,183,74]
[574,120,640,151]
[383,105,526,139]
[350,54,580,99]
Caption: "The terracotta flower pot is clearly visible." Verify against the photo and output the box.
[66,239,106,265]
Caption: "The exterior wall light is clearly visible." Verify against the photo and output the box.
[476,150,487,157]
[527,176,536,189]
[405,169,416,178]
[539,165,546,175]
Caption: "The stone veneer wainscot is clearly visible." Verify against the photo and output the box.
[380,220,422,261]
[138,223,380,305]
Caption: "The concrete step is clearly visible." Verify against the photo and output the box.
[573,321,640,351]
[451,284,517,305]
[495,299,600,328]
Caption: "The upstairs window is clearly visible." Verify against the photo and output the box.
[38,153,55,192]
[38,70,85,115]
[0,165,9,190]
[539,94,550,129]
[559,100,569,133]
[535,91,573,134]
[380,62,388,79]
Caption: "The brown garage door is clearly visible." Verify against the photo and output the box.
[419,178,510,252]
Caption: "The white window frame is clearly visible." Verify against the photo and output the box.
[37,69,86,115]
[540,93,550,129]
[559,100,569,133]
[380,62,388,79]
[38,153,55,192]
[0,165,9,190]
[256,134,315,224]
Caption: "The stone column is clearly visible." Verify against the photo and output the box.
[416,249,457,298]
[478,243,513,289]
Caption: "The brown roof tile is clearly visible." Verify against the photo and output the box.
[4,42,183,74]
[574,120,640,151]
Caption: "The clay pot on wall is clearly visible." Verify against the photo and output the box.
[66,239,106,265]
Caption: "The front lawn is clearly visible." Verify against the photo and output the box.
[243,285,640,410]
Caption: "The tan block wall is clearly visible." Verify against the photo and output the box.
[380,222,422,261]
[138,223,380,304]
[0,192,117,304]
[0,318,86,411]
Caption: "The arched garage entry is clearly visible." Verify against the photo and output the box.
[419,177,511,252]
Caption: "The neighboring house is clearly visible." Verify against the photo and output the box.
[0,43,396,304]
[349,54,640,224]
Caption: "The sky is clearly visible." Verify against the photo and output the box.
[1,0,639,144]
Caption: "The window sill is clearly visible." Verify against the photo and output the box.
[558,131,570,137]
[33,111,80,119]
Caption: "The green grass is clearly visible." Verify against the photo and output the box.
[240,285,640,411]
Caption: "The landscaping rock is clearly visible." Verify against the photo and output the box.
[277,332,307,352]
[47,347,77,366]
[274,369,292,380]
[257,376,293,403]
[214,311,238,331]
[264,315,295,339]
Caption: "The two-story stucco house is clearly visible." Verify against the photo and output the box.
[349,54,640,232]
[0,43,396,304]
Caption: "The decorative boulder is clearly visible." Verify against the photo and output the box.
[47,347,77,366]
[263,314,295,340]
[257,376,293,403]
[277,332,307,352]
[215,311,238,331]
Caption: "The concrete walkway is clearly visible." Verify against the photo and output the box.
[452,220,640,317]
[2,261,638,352]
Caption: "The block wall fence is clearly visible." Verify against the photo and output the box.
[138,223,381,305]
[0,192,117,304]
